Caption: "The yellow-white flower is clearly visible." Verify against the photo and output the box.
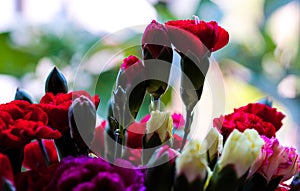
[176,140,210,182]
[218,129,264,178]
[204,128,223,162]
[146,110,173,143]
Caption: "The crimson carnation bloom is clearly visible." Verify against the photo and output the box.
[15,163,59,191]
[45,156,145,191]
[165,19,229,52]
[0,100,61,151]
[23,140,58,170]
[0,153,14,187]
[213,103,285,139]
[40,91,100,133]
[235,103,285,131]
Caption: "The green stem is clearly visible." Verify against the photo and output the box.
[180,109,193,152]
[38,139,50,166]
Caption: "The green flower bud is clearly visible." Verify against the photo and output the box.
[45,67,68,95]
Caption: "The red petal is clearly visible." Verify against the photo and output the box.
[212,26,229,52]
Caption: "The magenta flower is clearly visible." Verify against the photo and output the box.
[249,136,300,182]
[172,113,185,129]
[45,156,145,191]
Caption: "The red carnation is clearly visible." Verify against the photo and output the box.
[15,163,59,191]
[213,103,285,139]
[23,140,58,170]
[0,100,61,152]
[0,153,14,187]
[40,91,100,133]
[235,103,285,131]
[165,19,229,52]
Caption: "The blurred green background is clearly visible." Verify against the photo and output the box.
[0,0,299,148]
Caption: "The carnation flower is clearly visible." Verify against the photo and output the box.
[235,103,285,131]
[142,20,172,60]
[213,103,285,139]
[145,110,173,144]
[249,136,300,182]
[218,129,264,178]
[45,156,145,191]
[23,140,58,170]
[115,55,146,122]
[165,19,229,53]
[142,20,173,100]
[0,100,61,152]
[176,140,209,184]
[40,91,100,133]
[15,163,59,191]
[145,145,179,191]
[0,153,14,188]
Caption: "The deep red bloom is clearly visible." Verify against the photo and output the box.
[165,20,229,52]
[235,103,285,131]
[90,120,106,157]
[15,163,59,191]
[23,140,58,170]
[40,91,100,133]
[0,100,61,151]
[213,103,285,139]
[0,153,14,187]
[142,20,172,59]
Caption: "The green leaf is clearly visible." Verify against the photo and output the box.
[95,68,119,118]
[0,32,39,77]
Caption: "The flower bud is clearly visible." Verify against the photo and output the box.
[145,110,173,143]
[142,110,173,164]
[175,140,209,191]
[116,55,146,119]
[112,85,132,128]
[68,95,97,155]
[142,20,173,99]
[204,128,223,170]
[45,67,68,95]
[145,145,179,191]
[165,19,228,111]
[206,129,264,191]
[14,88,34,103]
[219,129,264,178]
[142,20,173,63]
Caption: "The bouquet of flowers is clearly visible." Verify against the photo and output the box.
[0,17,299,191]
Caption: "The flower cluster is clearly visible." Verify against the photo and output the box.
[0,16,299,191]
